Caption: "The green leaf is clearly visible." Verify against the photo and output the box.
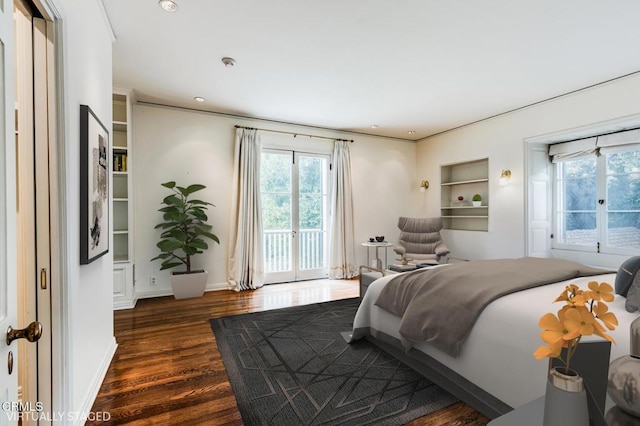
[157,240,182,252]
[163,211,182,222]
[169,229,188,242]
[154,222,176,230]
[161,181,176,189]
[158,206,180,213]
[201,232,220,243]
[185,184,206,195]
[187,199,213,206]
[190,209,207,221]
[183,245,198,256]
[150,253,171,261]
[190,239,208,250]
[160,262,183,271]
[163,194,185,208]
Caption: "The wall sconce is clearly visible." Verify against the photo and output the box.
[419,180,430,192]
[499,169,512,186]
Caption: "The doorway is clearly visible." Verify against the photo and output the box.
[261,150,330,283]
[14,0,56,422]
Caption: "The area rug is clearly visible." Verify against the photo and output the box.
[210,298,457,425]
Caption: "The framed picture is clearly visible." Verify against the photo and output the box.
[80,104,109,264]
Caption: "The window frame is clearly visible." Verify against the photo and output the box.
[552,146,640,256]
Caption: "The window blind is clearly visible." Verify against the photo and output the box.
[548,137,597,163]
[549,128,640,162]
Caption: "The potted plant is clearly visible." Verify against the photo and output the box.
[472,194,482,207]
[151,181,219,299]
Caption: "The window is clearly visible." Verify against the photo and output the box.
[553,145,640,254]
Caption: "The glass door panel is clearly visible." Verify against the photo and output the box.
[261,150,329,283]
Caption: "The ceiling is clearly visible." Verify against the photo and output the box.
[103,1,640,141]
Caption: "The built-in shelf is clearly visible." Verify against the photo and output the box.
[112,89,137,310]
[441,206,488,209]
[441,158,489,232]
[441,178,489,186]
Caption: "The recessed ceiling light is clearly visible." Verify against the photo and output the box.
[194,97,205,102]
[408,130,416,135]
[158,0,178,12]
[370,125,379,129]
[221,57,236,67]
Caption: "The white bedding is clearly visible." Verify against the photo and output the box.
[352,271,640,409]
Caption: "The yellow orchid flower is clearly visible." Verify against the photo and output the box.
[538,312,579,342]
[534,282,618,372]
[593,301,618,330]
[534,339,564,360]
[587,281,615,302]
[563,307,596,337]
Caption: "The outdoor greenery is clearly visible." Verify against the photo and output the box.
[151,181,219,273]
[559,150,640,237]
[260,152,326,231]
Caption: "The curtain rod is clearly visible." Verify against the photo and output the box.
[234,125,354,143]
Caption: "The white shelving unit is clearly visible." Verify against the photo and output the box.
[112,89,137,309]
[440,158,489,232]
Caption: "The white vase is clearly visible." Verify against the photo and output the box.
[171,270,208,299]
[543,367,589,426]
[472,201,481,207]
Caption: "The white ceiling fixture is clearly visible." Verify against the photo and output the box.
[158,0,178,12]
[105,1,640,140]
[194,96,205,102]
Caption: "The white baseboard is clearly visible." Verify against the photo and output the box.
[113,295,138,310]
[135,281,229,300]
[75,337,117,426]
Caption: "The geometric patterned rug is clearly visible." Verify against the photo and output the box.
[210,298,458,425]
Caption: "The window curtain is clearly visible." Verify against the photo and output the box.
[328,140,358,279]
[228,128,264,291]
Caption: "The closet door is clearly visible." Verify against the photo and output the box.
[0,0,19,415]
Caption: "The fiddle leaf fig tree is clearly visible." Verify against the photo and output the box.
[151,181,219,273]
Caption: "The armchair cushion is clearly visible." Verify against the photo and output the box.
[393,217,450,264]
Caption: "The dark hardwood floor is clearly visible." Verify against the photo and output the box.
[89,279,489,425]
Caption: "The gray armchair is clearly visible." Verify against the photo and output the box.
[393,217,450,265]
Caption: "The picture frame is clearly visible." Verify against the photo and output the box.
[80,104,109,264]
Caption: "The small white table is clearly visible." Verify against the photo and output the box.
[361,241,393,269]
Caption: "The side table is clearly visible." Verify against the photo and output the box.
[361,241,393,269]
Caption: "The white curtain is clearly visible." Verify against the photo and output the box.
[328,140,358,279]
[228,128,264,291]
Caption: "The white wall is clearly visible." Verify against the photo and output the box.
[55,0,116,419]
[416,73,640,262]
[133,104,418,297]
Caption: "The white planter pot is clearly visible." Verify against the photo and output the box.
[171,270,208,299]
[472,201,481,207]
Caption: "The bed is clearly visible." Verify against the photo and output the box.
[348,259,640,419]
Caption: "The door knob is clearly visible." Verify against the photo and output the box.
[6,321,42,345]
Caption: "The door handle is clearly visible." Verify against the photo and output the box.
[6,321,42,345]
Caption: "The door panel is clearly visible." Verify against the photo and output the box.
[14,1,37,420]
[0,0,19,423]
[261,150,329,283]
[33,15,52,420]
[295,153,329,281]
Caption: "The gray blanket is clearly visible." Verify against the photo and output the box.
[374,257,610,358]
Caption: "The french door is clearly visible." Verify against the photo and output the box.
[261,150,330,283]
